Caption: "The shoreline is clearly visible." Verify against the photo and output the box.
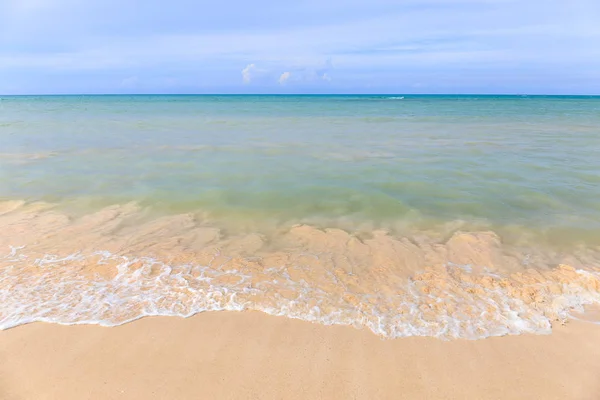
[3,201,600,340]
[2,311,600,400]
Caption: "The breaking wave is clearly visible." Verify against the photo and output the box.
[2,246,599,340]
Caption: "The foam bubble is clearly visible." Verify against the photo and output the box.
[2,247,599,340]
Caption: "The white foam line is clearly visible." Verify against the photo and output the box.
[1,246,600,340]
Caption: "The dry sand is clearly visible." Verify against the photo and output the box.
[2,312,600,400]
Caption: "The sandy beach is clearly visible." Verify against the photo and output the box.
[2,312,600,400]
[2,96,600,399]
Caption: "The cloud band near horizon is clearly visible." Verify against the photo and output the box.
[1,0,599,94]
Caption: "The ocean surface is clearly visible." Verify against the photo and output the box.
[1,94,600,339]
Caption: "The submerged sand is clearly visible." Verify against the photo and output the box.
[1,312,600,400]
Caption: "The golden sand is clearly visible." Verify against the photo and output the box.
[1,312,600,400]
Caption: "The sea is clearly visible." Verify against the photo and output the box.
[1,94,599,339]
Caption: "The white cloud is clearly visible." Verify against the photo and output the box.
[241,63,273,84]
[241,63,255,83]
[276,60,333,85]
[2,0,600,93]
[278,71,291,84]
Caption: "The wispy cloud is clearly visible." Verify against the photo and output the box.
[241,64,256,84]
[243,60,333,86]
[1,0,599,94]
[278,72,291,85]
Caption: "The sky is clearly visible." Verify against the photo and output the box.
[1,0,599,94]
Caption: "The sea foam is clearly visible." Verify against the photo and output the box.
[2,246,599,340]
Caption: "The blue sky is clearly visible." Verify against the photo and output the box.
[1,0,599,94]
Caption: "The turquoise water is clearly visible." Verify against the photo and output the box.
[1,94,600,244]
[2,95,600,339]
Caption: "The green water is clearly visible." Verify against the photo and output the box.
[1,95,599,245]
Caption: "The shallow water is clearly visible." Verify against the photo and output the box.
[1,95,600,338]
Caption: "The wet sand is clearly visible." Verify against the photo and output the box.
[3,202,600,339]
[1,312,600,400]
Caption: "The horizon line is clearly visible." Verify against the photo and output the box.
[2,93,599,97]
